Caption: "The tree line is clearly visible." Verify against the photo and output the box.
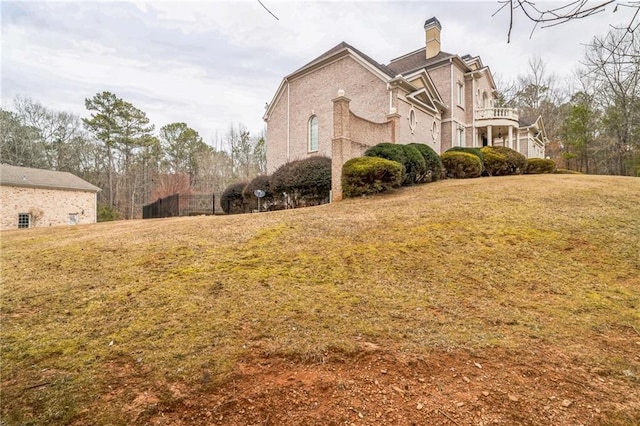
[497,28,639,176]
[1,91,265,220]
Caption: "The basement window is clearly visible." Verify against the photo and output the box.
[69,213,79,225]
[18,213,30,229]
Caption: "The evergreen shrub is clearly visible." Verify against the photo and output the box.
[269,156,332,208]
[221,182,248,214]
[242,175,275,211]
[525,158,557,174]
[342,156,403,197]
[364,143,425,185]
[441,151,483,179]
[481,146,526,175]
[408,143,445,182]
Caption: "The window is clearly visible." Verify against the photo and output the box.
[308,115,318,152]
[457,128,465,147]
[457,82,464,106]
[69,213,79,225]
[18,213,30,229]
[408,108,417,134]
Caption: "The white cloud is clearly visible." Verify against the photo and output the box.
[2,0,637,144]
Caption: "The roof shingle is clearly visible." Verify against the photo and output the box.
[0,164,101,192]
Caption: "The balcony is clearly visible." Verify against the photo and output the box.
[475,107,519,122]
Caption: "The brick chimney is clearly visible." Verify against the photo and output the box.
[424,17,441,59]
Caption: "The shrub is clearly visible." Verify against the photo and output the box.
[270,156,332,208]
[221,182,248,214]
[441,151,483,179]
[480,148,509,176]
[408,143,445,182]
[342,156,403,197]
[242,175,274,211]
[97,203,119,222]
[446,146,485,165]
[481,146,526,175]
[554,168,582,174]
[364,143,425,185]
[525,158,557,174]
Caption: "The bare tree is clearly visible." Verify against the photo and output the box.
[493,1,639,42]
[579,27,640,174]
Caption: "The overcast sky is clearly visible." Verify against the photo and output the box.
[1,1,634,148]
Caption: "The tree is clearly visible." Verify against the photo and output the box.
[83,91,122,209]
[580,28,640,175]
[0,109,45,168]
[159,122,207,181]
[13,96,87,171]
[562,92,598,173]
[83,91,155,218]
[494,1,639,43]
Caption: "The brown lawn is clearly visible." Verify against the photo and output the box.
[1,174,639,425]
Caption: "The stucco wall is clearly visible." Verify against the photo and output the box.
[265,55,389,173]
[0,185,97,230]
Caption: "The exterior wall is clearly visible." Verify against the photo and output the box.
[395,97,441,153]
[0,185,97,230]
[265,87,289,174]
[265,55,389,173]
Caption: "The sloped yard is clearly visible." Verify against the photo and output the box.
[1,174,639,425]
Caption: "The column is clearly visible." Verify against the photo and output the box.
[487,125,492,147]
[508,126,513,149]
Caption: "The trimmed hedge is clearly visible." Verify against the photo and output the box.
[342,156,403,197]
[441,151,483,179]
[269,156,332,208]
[554,168,582,174]
[481,146,526,175]
[408,143,445,182]
[525,158,557,174]
[480,148,509,176]
[221,182,248,214]
[364,143,426,185]
[242,174,274,211]
[446,147,485,165]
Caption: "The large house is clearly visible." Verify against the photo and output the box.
[0,164,101,230]
[263,17,548,200]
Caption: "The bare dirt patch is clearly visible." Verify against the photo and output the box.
[115,339,640,426]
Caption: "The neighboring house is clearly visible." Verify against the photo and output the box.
[263,17,548,200]
[0,164,101,230]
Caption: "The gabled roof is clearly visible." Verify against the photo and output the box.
[387,48,457,75]
[0,164,101,192]
[289,42,396,79]
[264,41,396,121]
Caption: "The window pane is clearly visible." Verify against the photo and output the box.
[18,213,30,229]
[309,116,318,151]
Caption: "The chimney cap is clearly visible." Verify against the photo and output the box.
[424,17,441,30]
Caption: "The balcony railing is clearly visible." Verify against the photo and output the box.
[475,107,519,121]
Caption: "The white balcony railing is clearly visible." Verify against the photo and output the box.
[475,107,519,121]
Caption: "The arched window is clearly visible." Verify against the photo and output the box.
[308,115,318,152]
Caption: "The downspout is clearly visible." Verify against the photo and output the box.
[471,74,475,147]
[450,58,454,148]
[286,79,290,162]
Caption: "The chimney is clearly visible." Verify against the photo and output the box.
[424,17,441,59]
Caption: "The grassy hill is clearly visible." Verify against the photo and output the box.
[2,174,639,425]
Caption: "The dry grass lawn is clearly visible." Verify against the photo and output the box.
[1,174,639,425]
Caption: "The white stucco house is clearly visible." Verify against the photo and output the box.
[0,164,101,230]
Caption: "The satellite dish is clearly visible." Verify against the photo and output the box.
[254,189,266,198]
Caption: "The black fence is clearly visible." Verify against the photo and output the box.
[143,193,215,219]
